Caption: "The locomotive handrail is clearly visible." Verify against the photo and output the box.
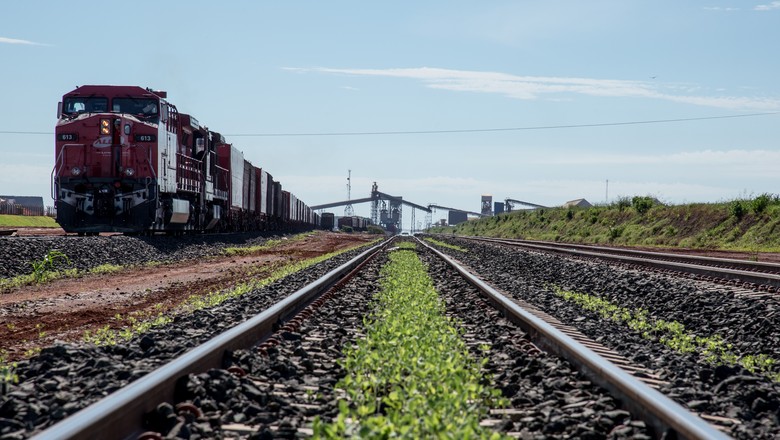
[144,150,157,180]
[51,144,86,199]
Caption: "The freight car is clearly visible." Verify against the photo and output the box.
[337,216,372,231]
[52,85,317,235]
[320,212,335,231]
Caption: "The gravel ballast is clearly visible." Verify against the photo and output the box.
[3,239,660,439]
[0,241,374,438]
[0,233,283,279]
[424,235,780,439]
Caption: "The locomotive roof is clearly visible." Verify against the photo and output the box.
[64,85,166,99]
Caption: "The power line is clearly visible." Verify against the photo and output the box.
[2,111,778,137]
[226,112,778,136]
[0,131,53,135]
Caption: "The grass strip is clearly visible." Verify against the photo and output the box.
[223,232,311,256]
[552,286,780,382]
[0,215,58,228]
[314,243,507,438]
[1,250,125,293]
[423,237,468,252]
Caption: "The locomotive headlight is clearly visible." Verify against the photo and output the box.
[124,124,131,135]
[99,118,111,135]
[124,167,135,177]
[71,166,82,176]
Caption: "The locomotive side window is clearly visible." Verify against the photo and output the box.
[62,97,108,115]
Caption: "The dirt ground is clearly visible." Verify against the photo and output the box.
[0,232,378,361]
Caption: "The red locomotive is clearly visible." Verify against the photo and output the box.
[53,85,317,235]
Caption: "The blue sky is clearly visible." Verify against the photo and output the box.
[1,1,779,227]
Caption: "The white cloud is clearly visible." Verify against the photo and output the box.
[703,7,740,11]
[755,1,780,10]
[0,36,48,46]
[286,67,780,111]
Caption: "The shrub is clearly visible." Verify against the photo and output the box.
[730,200,746,220]
[631,196,654,215]
[609,225,624,241]
[366,225,385,235]
[614,196,632,212]
[751,193,773,215]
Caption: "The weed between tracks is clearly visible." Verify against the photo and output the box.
[314,241,507,439]
[552,286,780,382]
[422,237,468,252]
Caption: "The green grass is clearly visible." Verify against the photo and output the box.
[90,263,123,274]
[314,246,507,439]
[0,351,19,395]
[0,252,127,293]
[422,237,468,252]
[223,232,311,256]
[552,285,780,382]
[0,215,58,228]
[430,194,780,253]
[82,309,173,346]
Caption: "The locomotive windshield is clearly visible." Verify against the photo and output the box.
[112,98,159,120]
[61,96,158,121]
[62,97,108,115]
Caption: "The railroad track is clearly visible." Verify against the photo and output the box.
[417,239,731,440]
[17,236,748,438]
[456,235,780,292]
[28,239,389,440]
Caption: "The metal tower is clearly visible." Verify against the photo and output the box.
[344,170,354,217]
[370,182,380,225]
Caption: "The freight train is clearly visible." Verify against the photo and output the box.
[52,85,318,235]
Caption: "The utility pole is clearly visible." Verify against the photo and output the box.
[605,179,609,204]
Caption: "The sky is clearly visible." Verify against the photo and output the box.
[1,1,779,229]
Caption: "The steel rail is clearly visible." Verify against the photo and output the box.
[31,239,389,440]
[416,238,732,440]
[478,236,780,273]
[462,236,780,289]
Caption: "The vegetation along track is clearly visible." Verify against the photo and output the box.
[4,235,754,438]
[423,234,780,439]
[460,235,780,293]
